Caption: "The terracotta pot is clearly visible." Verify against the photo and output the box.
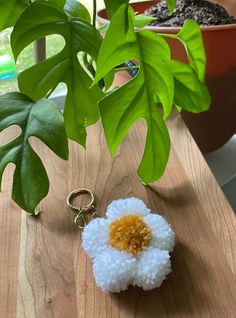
[97,0,236,153]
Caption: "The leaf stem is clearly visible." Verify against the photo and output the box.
[93,0,97,27]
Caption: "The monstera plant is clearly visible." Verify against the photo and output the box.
[0,0,210,213]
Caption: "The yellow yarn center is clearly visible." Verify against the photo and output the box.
[109,215,151,255]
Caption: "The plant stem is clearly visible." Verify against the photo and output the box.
[82,0,97,79]
[93,0,97,27]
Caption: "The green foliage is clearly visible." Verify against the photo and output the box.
[134,14,156,28]
[99,14,156,33]
[0,92,68,212]
[0,0,210,212]
[158,19,210,111]
[166,0,176,14]
[104,0,129,18]
[171,60,210,112]
[11,0,103,147]
[49,0,66,7]
[160,19,206,81]
[94,5,173,183]
[0,0,29,31]
[94,4,209,183]
[64,0,90,21]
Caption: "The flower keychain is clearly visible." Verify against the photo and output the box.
[67,189,175,293]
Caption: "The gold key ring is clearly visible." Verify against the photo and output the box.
[66,188,96,230]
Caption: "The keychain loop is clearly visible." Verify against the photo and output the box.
[67,188,97,229]
[67,188,95,211]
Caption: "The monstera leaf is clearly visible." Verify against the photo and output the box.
[0,0,29,31]
[160,19,206,82]
[0,92,68,213]
[11,0,103,147]
[171,60,210,112]
[158,19,211,111]
[94,4,210,184]
[94,4,174,184]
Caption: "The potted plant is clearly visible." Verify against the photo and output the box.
[97,0,236,153]
[0,0,210,214]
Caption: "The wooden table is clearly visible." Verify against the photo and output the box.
[0,112,236,318]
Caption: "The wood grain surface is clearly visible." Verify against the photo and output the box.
[0,113,236,318]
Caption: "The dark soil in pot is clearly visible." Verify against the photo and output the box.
[145,0,236,26]
[141,0,236,153]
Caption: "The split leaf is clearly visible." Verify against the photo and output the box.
[158,19,210,111]
[176,19,206,81]
[11,0,103,147]
[94,4,173,184]
[0,92,68,213]
[160,19,206,82]
[171,60,210,112]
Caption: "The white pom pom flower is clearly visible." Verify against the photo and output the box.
[82,198,175,293]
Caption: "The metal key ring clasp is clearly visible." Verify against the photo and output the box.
[66,188,96,229]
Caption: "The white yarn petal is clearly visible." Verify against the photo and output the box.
[133,247,171,290]
[93,247,137,293]
[144,214,175,251]
[82,218,109,259]
[106,197,150,221]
